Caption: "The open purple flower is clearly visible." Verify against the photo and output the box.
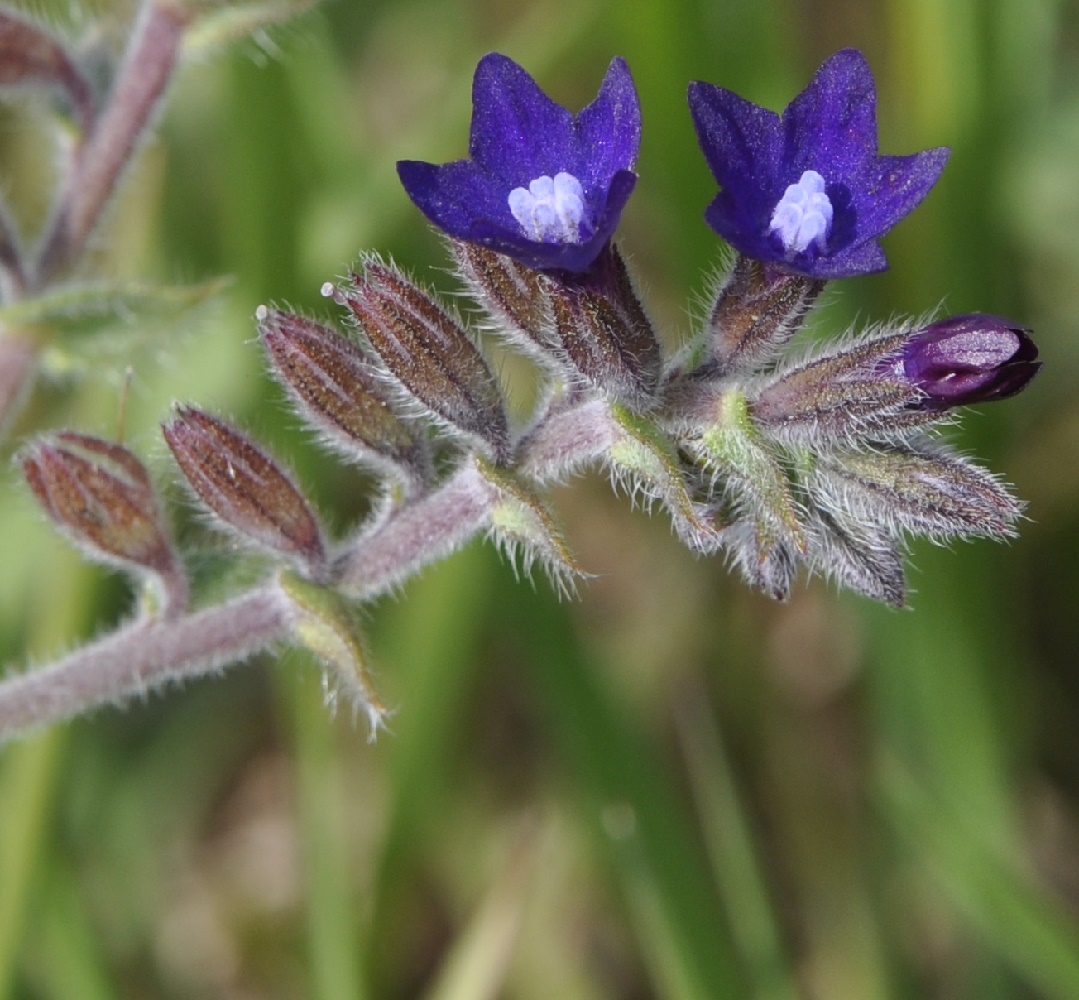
[689,49,950,279]
[397,53,640,274]
[890,314,1040,410]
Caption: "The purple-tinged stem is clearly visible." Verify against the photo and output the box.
[0,585,292,744]
[34,1,191,285]
[517,397,619,481]
[0,334,37,436]
[334,398,619,597]
[157,562,191,620]
[334,458,499,598]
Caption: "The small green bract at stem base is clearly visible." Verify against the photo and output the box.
[477,456,585,596]
[277,570,390,740]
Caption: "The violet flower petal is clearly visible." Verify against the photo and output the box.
[398,53,640,273]
[690,49,949,279]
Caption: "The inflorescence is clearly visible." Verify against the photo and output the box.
[5,44,1040,739]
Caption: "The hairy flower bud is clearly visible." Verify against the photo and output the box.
[164,407,327,578]
[889,314,1040,410]
[331,261,510,463]
[258,307,429,491]
[21,432,180,584]
[751,331,927,443]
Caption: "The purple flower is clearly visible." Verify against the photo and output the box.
[397,53,640,274]
[689,49,950,279]
[892,314,1040,409]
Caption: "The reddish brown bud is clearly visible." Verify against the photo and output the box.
[330,261,510,462]
[163,407,327,578]
[258,307,429,490]
[21,432,176,577]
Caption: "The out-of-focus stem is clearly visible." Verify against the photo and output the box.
[0,585,292,744]
[0,335,37,437]
[0,207,28,300]
[34,1,191,285]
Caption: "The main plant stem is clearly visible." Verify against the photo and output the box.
[0,586,292,744]
[0,393,622,742]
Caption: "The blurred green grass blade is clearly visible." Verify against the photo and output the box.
[421,824,537,1000]
[869,556,1016,847]
[367,544,499,977]
[675,689,798,1000]
[0,732,64,1000]
[512,583,747,1000]
[28,864,117,1000]
[0,554,100,999]
[290,658,368,1000]
[881,761,1079,1000]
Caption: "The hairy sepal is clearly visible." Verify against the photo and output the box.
[477,456,585,597]
[811,444,1024,541]
[332,258,511,463]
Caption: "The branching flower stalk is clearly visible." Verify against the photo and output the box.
[0,40,1041,743]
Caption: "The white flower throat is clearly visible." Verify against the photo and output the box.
[768,170,833,253]
[508,172,586,243]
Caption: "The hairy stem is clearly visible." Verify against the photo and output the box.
[334,458,499,598]
[517,397,618,480]
[34,1,191,285]
[0,584,292,744]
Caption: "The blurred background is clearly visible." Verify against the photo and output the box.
[1,0,1077,996]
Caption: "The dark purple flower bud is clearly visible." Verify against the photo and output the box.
[21,432,179,579]
[397,53,640,274]
[331,262,510,462]
[257,307,430,491]
[893,314,1040,410]
[163,407,327,579]
[689,49,949,279]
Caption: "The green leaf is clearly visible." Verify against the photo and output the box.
[1,277,231,380]
[181,0,323,60]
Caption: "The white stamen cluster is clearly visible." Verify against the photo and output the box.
[768,170,833,253]
[508,172,586,243]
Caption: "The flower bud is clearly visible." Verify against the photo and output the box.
[21,432,178,578]
[257,307,429,491]
[331,262,510,463]
[163,407,327,578]
[892,314,1040,410]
